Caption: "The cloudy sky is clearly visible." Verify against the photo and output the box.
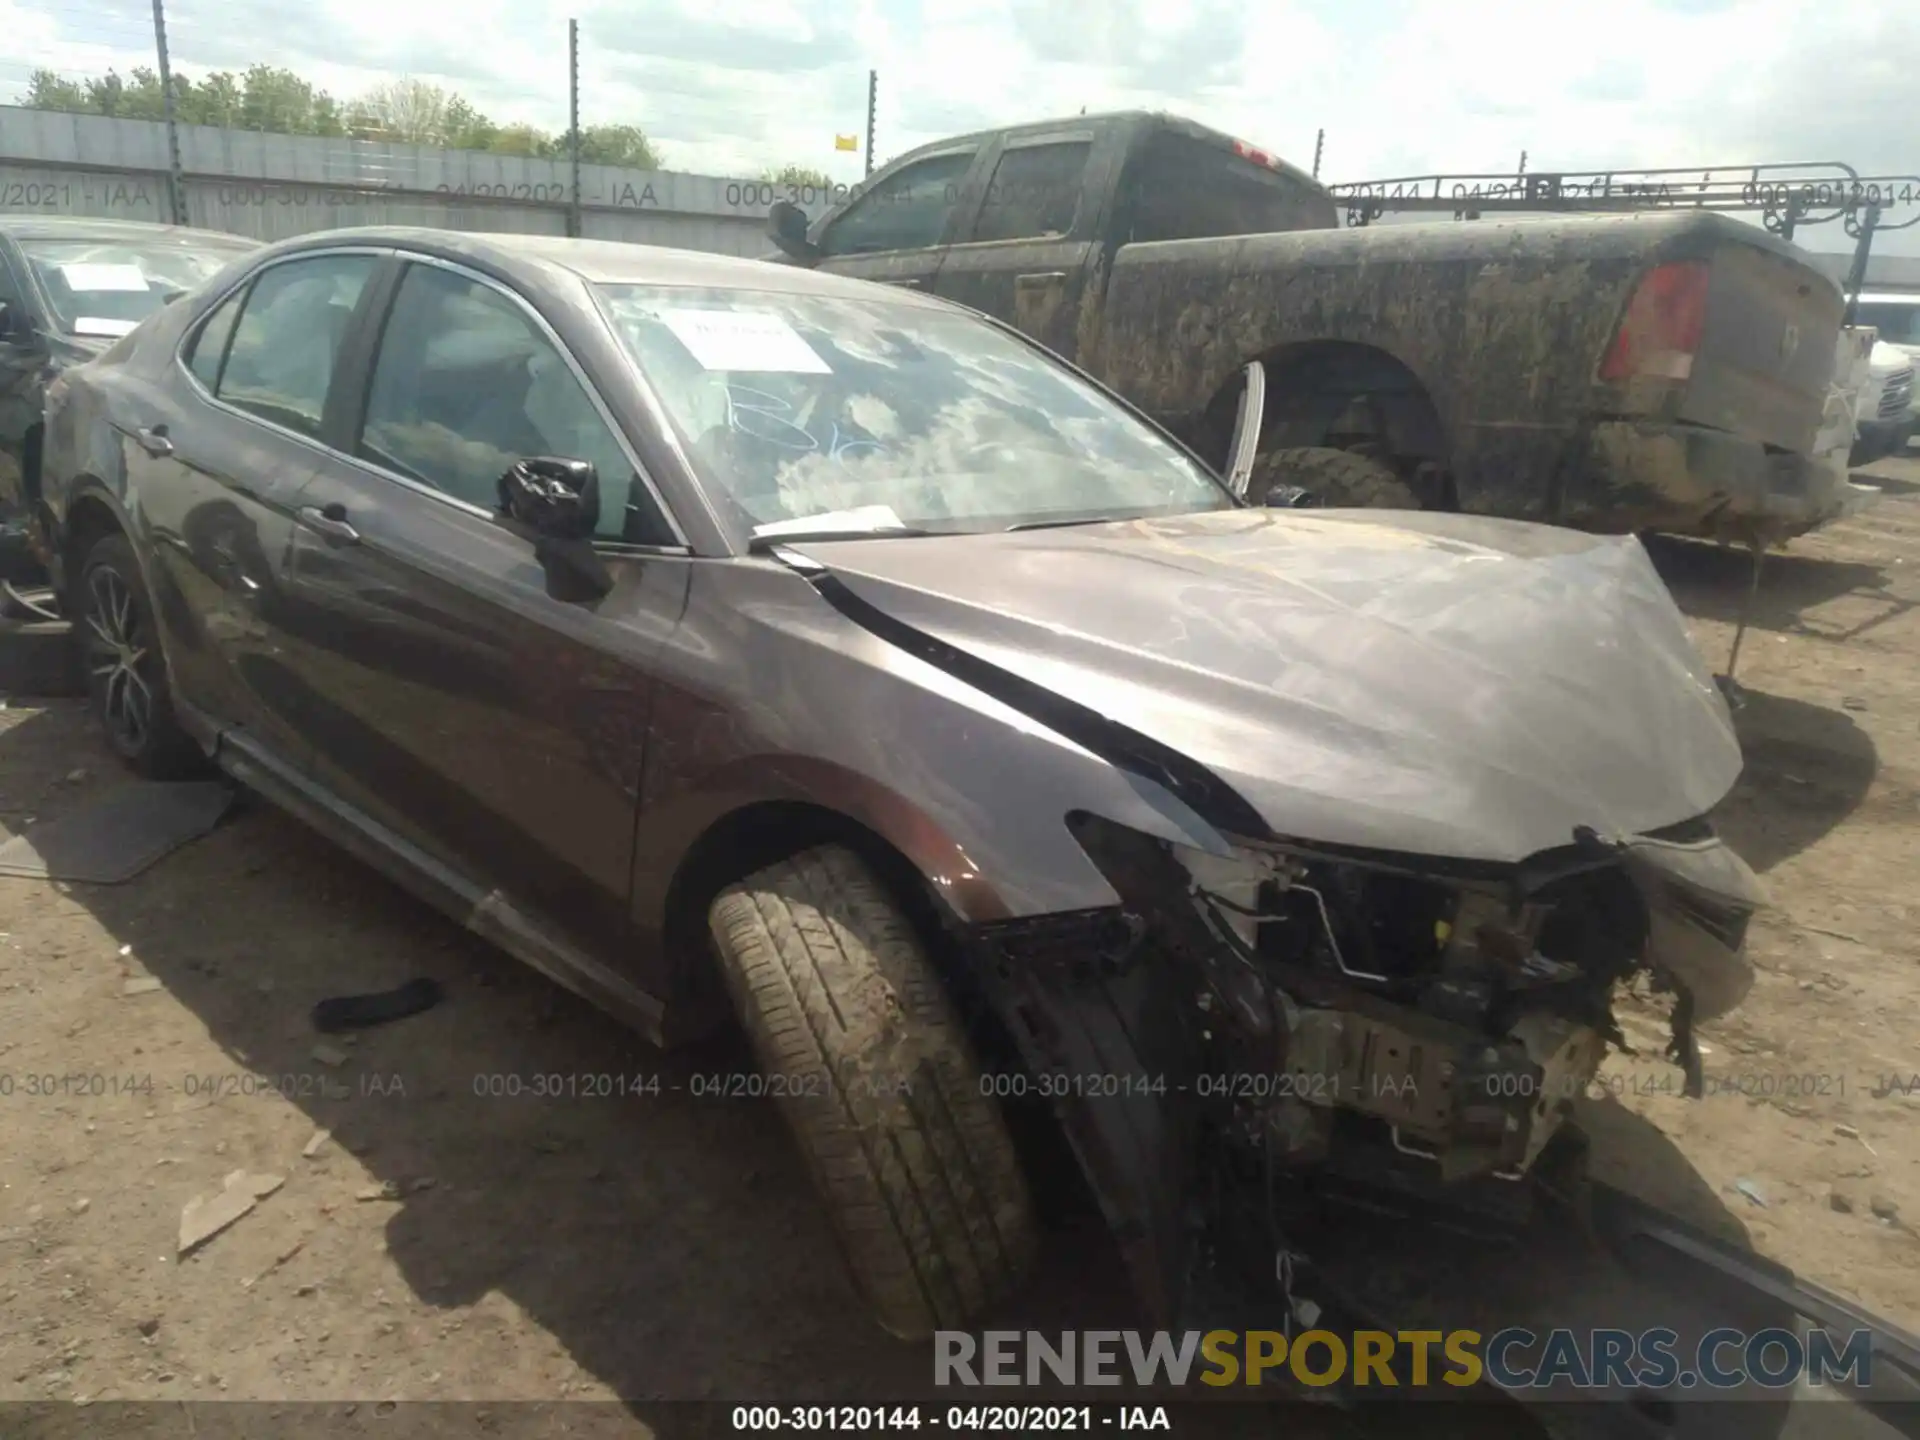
[5,0,1920,254]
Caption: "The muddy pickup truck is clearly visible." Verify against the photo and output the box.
[766,111,1861,542]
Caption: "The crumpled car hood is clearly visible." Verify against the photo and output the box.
[791,507,1742,864]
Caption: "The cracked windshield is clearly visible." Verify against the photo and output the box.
[598,285,1232,538]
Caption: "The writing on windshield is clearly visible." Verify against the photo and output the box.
[724,385,889,469]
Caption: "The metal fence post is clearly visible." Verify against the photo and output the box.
[567,19,583,238]
[150,0,188,225]
[865,70,876,177]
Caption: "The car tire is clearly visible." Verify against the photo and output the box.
[1251,445,1421,509]
[707,844,1038,1339]
[77,532,205,780]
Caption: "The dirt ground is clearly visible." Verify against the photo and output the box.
[1,460,1918,1426]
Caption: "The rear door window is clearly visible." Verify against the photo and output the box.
[186,287,247,391]
[972,141,1092,242]
[215,254,377,438]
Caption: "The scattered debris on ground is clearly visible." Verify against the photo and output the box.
[311,977,444,1033]
[178,1170,285,1255]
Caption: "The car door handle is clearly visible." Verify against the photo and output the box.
[880,278,924,289]
[296,504,360,545]
[134,424,173,458]
[1016,272,1068,286]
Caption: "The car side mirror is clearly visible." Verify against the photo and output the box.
[496,456,613,603]
[0,301,27,343]
[767,200,821,264]
[1223,359,1266,499]
[499,456,600,539]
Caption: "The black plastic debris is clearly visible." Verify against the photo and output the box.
[311,977,444,1033]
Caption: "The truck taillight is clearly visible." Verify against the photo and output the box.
[1232,139,1280,170]
[1600,260,1710,383]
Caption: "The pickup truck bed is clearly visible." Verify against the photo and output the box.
[1095,208,1848,535]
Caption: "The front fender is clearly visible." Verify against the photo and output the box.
[631,559,1243,949]
[638,751,1027,932]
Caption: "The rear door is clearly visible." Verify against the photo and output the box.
[932,127,1116,362]
[133,247,386,768]
[812,143,987,293]
[281,254,691,964]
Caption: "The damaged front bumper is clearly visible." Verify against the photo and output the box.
[967,813,1766,1324]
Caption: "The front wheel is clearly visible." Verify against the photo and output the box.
[708,844,1038,1338]
[77,532,204,779]
[1250,445,1421,509]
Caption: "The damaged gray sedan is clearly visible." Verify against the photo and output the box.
[38,230,1763,1340]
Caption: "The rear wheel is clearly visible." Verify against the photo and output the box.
[1251,445,1421,509]
[77,533,204,779]
[707,844,1038,1338]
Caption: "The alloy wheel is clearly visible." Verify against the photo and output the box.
[84,565,154,754]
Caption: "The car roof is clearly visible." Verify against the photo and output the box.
[894,109,1327,195]
[258,226,957,309]
[0,214,260,249]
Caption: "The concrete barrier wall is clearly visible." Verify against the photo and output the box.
[0,105,854,257]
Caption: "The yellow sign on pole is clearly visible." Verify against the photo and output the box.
[835,133,859,152]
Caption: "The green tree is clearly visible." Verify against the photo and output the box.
[82,70,128,117]
[765,163,833,189]
[486,123,554,158]
[351,77,457,144]
[441,95,498,152]
[19,69,85,113]
[237,64,337,136]
[578,123,660,170]
[110,66,171,122]
[178,70,244,128]
[13,62,665,167]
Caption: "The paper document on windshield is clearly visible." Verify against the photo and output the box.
[72,317,140,338]
[751,505,908,539]
[60,262,150,292]
[660,308,830,374]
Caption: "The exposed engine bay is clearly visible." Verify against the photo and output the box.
[968,811,1766,1320]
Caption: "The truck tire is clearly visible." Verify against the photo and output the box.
[1252,445,1421,510]
[708,844,1038,1339]
[77,533,205,779]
